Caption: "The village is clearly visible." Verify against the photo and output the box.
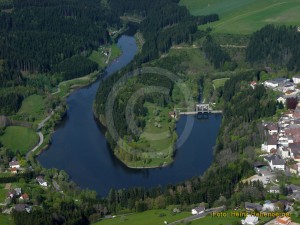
[0,155,66,216]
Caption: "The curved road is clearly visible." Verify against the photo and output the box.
[26,110,54,160]
[26,131,44,160]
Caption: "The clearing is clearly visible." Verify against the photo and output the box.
[213,78,230,89]
[0,126,39,155]
[17,94,46,123]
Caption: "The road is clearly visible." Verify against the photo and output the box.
[26,132,44,160]
[26,110,54,160]
[168,206,225,225]
[37,111,54,130]
[105,48,111,64]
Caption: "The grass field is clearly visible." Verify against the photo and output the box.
[0,184,7,203]
[93,210,190,225]
[110,44,122,62]
[89,48,107,68]
[139,102,174,152]
[0,214,14,225]
[17,94,45,123]
[89,44,122,67]
[180,0,300,34]
[213,78,230,89]
[0,126,38,154]
[53,70,99,97]
[124,102,176,167]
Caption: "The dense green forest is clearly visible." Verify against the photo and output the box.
[0,0,119,115]
[0,0,115,72]
[246,25,300,70]
[202,35,237,70]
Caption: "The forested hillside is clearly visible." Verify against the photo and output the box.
[0,0,116,73]
[246,25,300,70]
[0,0,118,115]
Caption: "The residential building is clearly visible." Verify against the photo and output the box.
[276,216,292,225]
[241,215,259,225]
[262,201,277,212]
[191,206,205,215]
[264,154,285,170]
[36,176,48,187]
[245,202,262,212]
[9,161,20,169]
[293,75,300,84]
[14,204,31,213]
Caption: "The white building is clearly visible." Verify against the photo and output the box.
[191,206,205,215]
[241,215,259,225]
[293,75,300,84]
[262,202,277,212]
[264,80,278,88]
[9,161,20,169]
[262,135,277,152]
[36,176,48,187]
[265,154,285,171]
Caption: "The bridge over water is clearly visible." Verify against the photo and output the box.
[175,104,222,115]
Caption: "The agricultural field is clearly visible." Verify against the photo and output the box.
[93,209,190,225]
[0,126,38,155]
[180,0,300,34]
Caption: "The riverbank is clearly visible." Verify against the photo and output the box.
[26,43,123,160]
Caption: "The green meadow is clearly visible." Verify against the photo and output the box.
[180,0,300,34]
[213,78,230,89]
[0,214,14,225]
[93,209,190,225]
[17,94,46,123]
[0,126,38,154]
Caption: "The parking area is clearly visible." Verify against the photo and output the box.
[243,166,276,186]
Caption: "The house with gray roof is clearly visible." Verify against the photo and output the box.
[264,154,285,170]
[245,202,262,212]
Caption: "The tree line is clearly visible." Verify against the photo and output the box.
[246,25,300,71]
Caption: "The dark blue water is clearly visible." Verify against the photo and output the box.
[38,35,222,196]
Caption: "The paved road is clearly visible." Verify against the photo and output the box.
[26,131,44,160]
[37,111,54,130]
[168,206,225,225]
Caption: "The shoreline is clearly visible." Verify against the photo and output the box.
[30,41,124,159]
